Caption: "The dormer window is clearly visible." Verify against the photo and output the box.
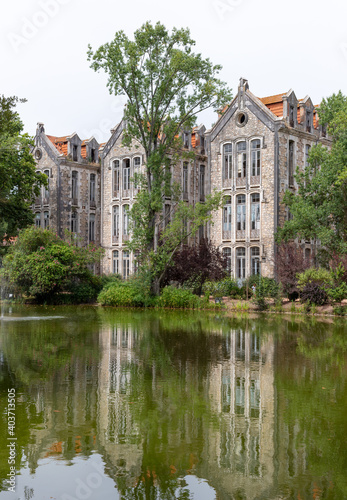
[289,105,295,128]
[73,145,78,162]
[306,111,312,133]
[90,148,96,162]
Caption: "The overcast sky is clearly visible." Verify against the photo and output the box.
[1,0,346,142]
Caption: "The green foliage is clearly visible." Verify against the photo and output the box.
[0,226,103,303]
[0,95,47,244]
[297,267,333,290]
[98,281,145,307]
[276,92,347,257]
[202,276,240,298]
[156,286,207,309]
[88,22,231,293]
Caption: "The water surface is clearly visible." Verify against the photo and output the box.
[0,306,346,499]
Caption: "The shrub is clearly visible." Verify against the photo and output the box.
[202,277,243,299]
[276,242,312,299]
[300,281,329,305]
[98,281,143,307]
[156,286,205,309]
[297,268,332,305]
[0,227,103,304]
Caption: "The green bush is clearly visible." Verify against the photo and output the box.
[202,277,241,298]
[297,268,333,306]
[98,281,145,307]
[156,286,206,309]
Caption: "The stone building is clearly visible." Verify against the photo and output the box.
[100,121,208,276]
[32,78,331,279]
[207,78,331,279]
[32,123,101,247]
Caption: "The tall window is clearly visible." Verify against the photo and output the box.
[43,170,50,201]
[306,110,312,133]
[113,250,119,275]
[133,157,141,188]
[223,247,232,271]
[237,195,246,231]
[223,196,232,233]
[113,160,120,194]
[183,162,188,198]
[199,165,205,201]
[164,204,171,228]
[288,141,294,186]
[72,144,78,162]
[35,213,41,227]
[223,144,232,181]
[251,193,260,231]
[71,211,77,234]
[44,211,49,229]
[237,142,247,178]
[123,159,130,191]
[251,247,260,275]
[236,247,246,279]
[113,206,119,238]
[123,205,129,236]
[251,140,261,177]
[123,251,130,279]
[89,214,95,242]
[71,171,78,203]
[289,104,295,127]
[90,174,96,205]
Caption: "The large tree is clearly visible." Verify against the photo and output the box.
[88,22,232,292]
[276,92,347,259]
[0,95,46,245]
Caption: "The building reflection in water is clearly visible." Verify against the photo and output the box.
[205,327,275,498]
[96,321,275,499]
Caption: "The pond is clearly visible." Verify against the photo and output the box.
[0,306,346,500]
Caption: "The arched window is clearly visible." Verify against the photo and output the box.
[223,196,232,237]
[43,211,49,229]
[71,171,78,204]
[35,213,41,227]
[236,194,246,232]
[123,251,130,279]
[251,139,261,177]
[223,144,232,184]
[71,211,77,233]
[133,156,141,188]
[113,206,119,243]
[123,205,130,238]
[113,250,119,275]
[251,193,260,232]
[43,170,50,201]
[223,247,232,271]
[90,174,96,205]
[89,214,95,242]
[237,142,247,178]
[113,160,120,195]
[123,159,130,191]
[251,247,260,275]
[236,247,246,279]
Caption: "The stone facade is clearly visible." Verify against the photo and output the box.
[31,78,331,279]
[33,124,101,251]
[206,78,331,279]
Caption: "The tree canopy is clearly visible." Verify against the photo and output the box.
[88,22,232,292]
[0,95,46,244]
[276,92,347,258]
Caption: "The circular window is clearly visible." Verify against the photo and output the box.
[35,148,42,160]
[236,112,248,127]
